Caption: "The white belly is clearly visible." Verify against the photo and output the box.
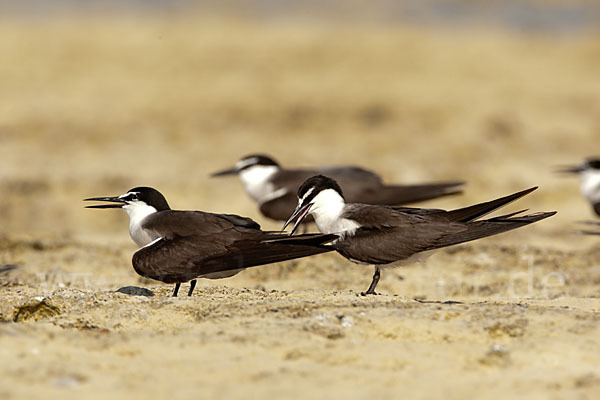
[129,222,160,247]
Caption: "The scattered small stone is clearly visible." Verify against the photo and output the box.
[485,319,528,338]
[0,264,19,274]
[115,286,154,297]
[13,298,61,322]
[479,343,511,367]
[30,240,45,251]
[54,375,84,389]
[336,314,354,328]
[574,373,600,388]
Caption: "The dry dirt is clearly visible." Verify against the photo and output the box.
[0,14,599,399]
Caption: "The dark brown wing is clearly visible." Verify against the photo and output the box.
[349,182,464,205]
[197,235,334,277]
[270,167,382,200]
[319,166,462,205]
[320,166,382,185]
[424,211,555,248]
[132,233,335,283]
[389,187,538,221]
[442,187,537,222]
[336,204,466,264]
[141,210,260,239]
[259,192,309,222]
[132,210,335,283]
[336,190,555,265]
[132,236,229,283]
[270,169,319,193]
[271,166,382,191]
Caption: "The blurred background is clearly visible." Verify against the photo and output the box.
[1,0,599,247]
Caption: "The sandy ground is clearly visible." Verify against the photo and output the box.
[1,13,600,399]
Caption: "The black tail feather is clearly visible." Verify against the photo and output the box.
[428,211,556,250]
[197,241,334,277]
[362,181,465,205]
[263,233,338,246]
[444,187,538,222]
[575,220,600,235]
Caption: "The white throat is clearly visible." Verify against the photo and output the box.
[238,165,280,203]
[307,189,360,236]
[122,201,159,247]
[580,169,600,204]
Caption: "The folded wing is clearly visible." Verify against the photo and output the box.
[132,210,336,283]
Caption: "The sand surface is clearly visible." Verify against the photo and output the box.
[1,13,599,399]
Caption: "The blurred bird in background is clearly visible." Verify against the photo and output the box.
[556,157,600,234]
[212,154,464,225]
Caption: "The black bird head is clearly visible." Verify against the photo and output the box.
[84,186,170,212]
[282,175,344,235]
[211,154,280,176]
[556,157,600,174]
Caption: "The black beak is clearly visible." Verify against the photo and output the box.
[84,196,126,209]
[211,167,239,177]
[281,202,313,236]
[575,221,600,235]
[555,164,585,174]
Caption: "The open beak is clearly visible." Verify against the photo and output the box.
[211,167,239,177]
[281,202,313,236]
[83,196,126,209]
[555,164,585,174]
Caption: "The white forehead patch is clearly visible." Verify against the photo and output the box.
[119,191,137,199]
[299,187,314,203]
[235,157,260,170]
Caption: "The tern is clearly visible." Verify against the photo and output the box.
[282,175,556,295]
[212,154,464,223]
[557,158,600,217]
[85,186,336,296]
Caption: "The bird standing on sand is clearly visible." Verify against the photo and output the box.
[282,175,556,295]
[85,187,336,296]
[212,154,464,224]
[557,158,600,217]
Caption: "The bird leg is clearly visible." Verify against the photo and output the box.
[187,280,197,296]
[361,266,381,296]
[172,283,181,297]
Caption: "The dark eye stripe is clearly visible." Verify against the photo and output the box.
[237,164,256,172]
[122,193,139,201]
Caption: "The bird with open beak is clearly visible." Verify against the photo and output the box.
[556,158,600,217]
[85,186,337,296]
[282,175,555,295]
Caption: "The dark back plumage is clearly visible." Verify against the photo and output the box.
[131,210,336,283]
[333,187,555,265]
[214,155,464,222]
